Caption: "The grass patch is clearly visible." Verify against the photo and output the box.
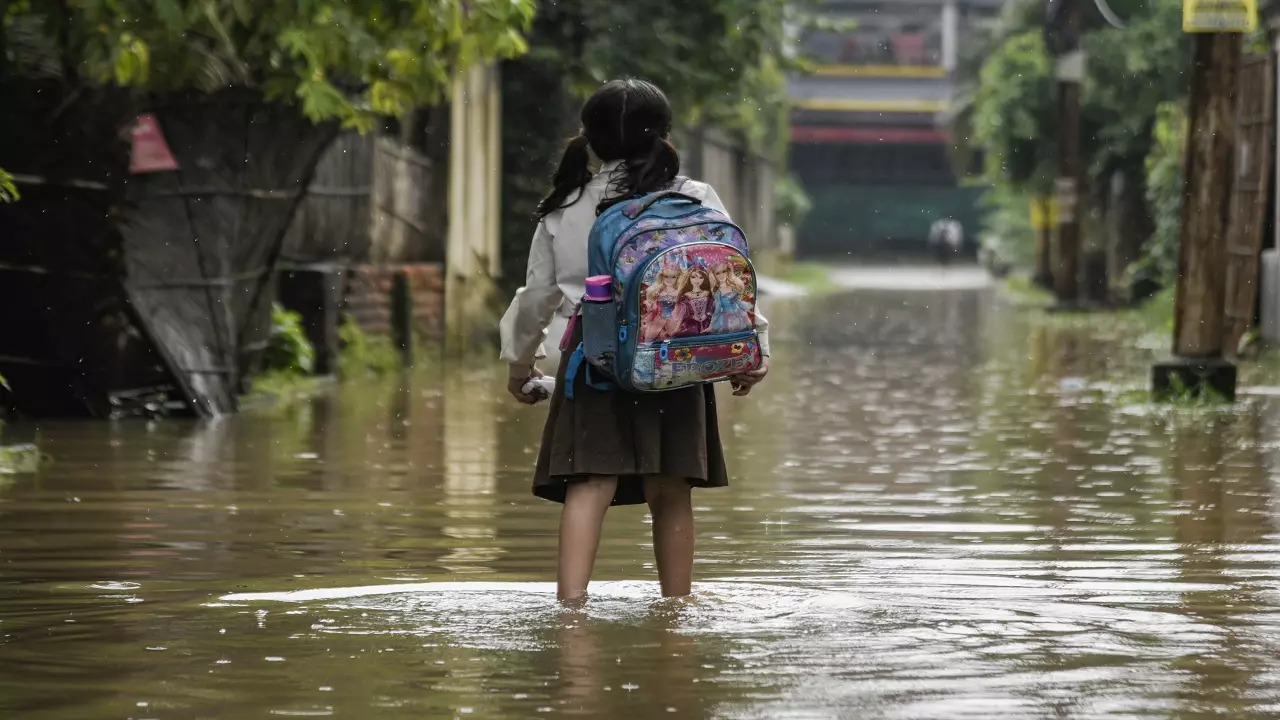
[1001,274,1054,307]
[1007,280,1174,346]
[1131,287,1175,337]
[242,371,336,409]
[779,261,836,293]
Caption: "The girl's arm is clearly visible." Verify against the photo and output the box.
[499,221,565,378]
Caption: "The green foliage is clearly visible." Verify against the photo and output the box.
[1134,285,1176,336]
[262,303,315,376]
[960,0,1190,277]
[971,31,1057,192]
[1133,103,1185,288]
[338,316,401,379]
[7,0,534,129]
[0,168,17,203]
[1079,0,1187,182]
[1161,372,1230,406]
[780,262,835,293]
[774,174,813,228]
[976,184,1037,271]
[1002,274,1054,307]
[533,0,805,153]
[500,0,804,290]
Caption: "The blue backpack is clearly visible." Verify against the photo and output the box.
[564,183,762,398]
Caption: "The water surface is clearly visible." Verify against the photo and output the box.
[4,272,1280,719]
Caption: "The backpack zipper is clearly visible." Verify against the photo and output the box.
[657,329,758,362]
[610,217,747,272]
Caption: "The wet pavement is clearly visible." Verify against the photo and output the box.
[3,273,1280,719]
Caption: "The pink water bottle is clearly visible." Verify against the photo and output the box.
[582,275,616,358]
[584,275,612,301]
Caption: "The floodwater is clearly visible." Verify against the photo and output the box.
[4,269,1280,719]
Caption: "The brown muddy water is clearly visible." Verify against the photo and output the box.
[3,275,1280,719]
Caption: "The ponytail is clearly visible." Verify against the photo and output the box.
[597,135,681,214]
[536,135,593,219]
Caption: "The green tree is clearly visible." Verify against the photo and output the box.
[957,0,1189,281]
[4,0,534,129]
[1134,102,1185,287]
[971,30,1058,194]
[538,0,801,151]
[500,0,804,290]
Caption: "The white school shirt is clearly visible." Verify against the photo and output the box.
[499,160,772,375]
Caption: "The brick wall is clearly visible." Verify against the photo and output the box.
[344,263,445,342]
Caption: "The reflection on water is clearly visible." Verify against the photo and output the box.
[3,281,1280,718]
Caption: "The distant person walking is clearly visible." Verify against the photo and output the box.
[928,218,963,266]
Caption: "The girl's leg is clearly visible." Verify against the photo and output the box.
[558,476,618,602]
[644,476,695,597]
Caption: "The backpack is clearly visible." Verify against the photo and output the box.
[563,181,763,398]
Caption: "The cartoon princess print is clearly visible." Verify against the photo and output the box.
[708,261,752,333]
[642,260,682,342]
[670,264,713,338]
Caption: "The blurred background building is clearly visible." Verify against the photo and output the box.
[788,0,1005,257]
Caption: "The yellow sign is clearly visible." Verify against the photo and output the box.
[1030,197,1058,230]
[1183,0,1257,32]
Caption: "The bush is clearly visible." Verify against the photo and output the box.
[977,184,1037,272]
[337,316,401,379]
[262,304,314,375]
[0,169,17,203]
[775,174,813,229]
[1132,102,1185,291]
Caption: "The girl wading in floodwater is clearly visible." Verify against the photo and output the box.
[500,79,771,602]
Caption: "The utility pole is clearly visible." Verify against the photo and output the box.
[1044,0,1082,305]
[1053,0,1082,306]
[1152,29,1244,400]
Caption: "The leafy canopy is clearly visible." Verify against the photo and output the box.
[964,0,1188,193]
[533,0,806,154]
[5,0,535,129]
[971,30,1058,193]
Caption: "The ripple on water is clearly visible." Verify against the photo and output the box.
[5,283,1280,719]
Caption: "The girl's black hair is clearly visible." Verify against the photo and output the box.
[535,78,681,218]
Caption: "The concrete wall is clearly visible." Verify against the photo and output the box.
[682,127,782,270]
[445,63,504,351]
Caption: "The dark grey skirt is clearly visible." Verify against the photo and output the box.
[532,323,730,506]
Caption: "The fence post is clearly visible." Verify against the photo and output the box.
[390,270,414,367]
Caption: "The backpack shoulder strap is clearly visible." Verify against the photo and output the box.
[622,187,703,219]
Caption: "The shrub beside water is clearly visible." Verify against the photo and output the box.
[337,317,402,379]
[263,304,315,376]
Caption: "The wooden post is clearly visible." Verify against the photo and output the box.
[390,270,414,367]
[1153,33,1241,401]
[1172,34,1240,357]
[1052,0,1083,305]
[1221,53,1275,356]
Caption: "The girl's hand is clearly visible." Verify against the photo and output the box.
[509,367,546,405]
[730,356,769,396]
